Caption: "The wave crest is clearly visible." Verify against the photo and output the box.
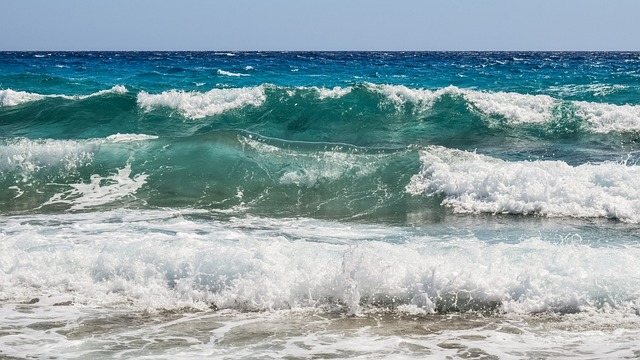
[365,84,640,133]
[217,69,250,77]
[137,86,266,119]
[0,85,128,107]
[0,89,45,106]
[407,146,640,222]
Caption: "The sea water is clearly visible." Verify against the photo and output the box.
[2,52,640,358]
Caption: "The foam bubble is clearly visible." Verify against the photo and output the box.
[137,86,266,119]
[407,146,640,222]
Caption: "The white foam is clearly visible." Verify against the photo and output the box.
[217,69,250,77]
[0,138,96,181]
[42,164,148,210]
[106,133,159,143]
[0,85,128,107]
[0,89,45,106]
[367,83,449,110]
[574,101,640,133]
[1,211,640,317]
[137,86,265,119]
[314,86,352,99]
[407,146,640,222]
[367,84,640,133]
[83,84,128,98]
[463,90,556,124]
[2,211,640,358]
[367,84,556,123]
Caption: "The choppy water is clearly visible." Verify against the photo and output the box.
[2,51,640,359]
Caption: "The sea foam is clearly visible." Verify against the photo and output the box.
[0,138,97,180]
[42,164,148,210]
[314,86,352,99]
[462,90,555,124]
[574,101,640,133]
[407,146,640,222]
[0,89,45,106]
[106,133,159,143]
[1,211,639,316]
[137,86,266,119]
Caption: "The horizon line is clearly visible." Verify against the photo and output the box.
[2,49,640,53]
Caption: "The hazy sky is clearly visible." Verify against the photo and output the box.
[2,0,639,51]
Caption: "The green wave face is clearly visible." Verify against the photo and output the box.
[0,133,430,221]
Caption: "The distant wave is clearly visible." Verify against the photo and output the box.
[217,69,250,77]
[0,85,128,107]
[366,84,640,133]
[4,83,640,134]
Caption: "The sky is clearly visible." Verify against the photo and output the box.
[1,0,639,51]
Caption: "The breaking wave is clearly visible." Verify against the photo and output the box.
[407,146,640,222]
[137,86,266,119]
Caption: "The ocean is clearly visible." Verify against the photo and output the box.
[1,51,640,359]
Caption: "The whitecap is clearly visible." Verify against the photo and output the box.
[217,69,250,77]
[574,101,640,133]
[137,86,266,119]
[0,89,45,106]
[463,90,556,124]
[368,84,640,133]
[407,146,640,222]
[0,138,97,180]
[0,85,128,107]
[313,86,352,99]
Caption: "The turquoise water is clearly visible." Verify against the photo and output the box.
[2,52,640,358]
